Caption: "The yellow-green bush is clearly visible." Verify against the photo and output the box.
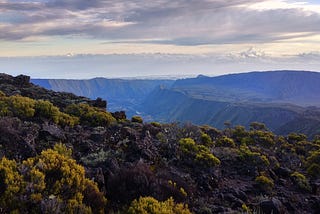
[22,147,106,212]
[132,115,143,123]
[179,138,198,155]
[0,99,10,116]
[250,122,267,131]
[306,150,320,178]
[65,103,115,126]
[200,132,213,147]
[250,130,275,148]
[179,138,220,167]
[287,133,307,143]
[7,95,36,118]
[0,91,5,97]
[35,100,79,126]
[291,172,311,192]
[53,143,73,158]
[196,145,221,167]
[34,100,60,122]
[127,196,191,214]
[0,94,79,126]
[216,136,235,147]
[0,157,24,211]
[151,121,161,128]
[0,145,106,213]
[255,175,274,192]
[239,145,270,167]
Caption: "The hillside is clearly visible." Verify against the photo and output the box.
[0,73,320,213]
[0,75,320,213]
[142,87,320,138]
[32,78,174,117]
[172,70,320,106]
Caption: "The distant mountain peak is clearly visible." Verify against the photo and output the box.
[196,74,209,78]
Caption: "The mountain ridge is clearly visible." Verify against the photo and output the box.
[31,70,320,137]
[172,70,320,106]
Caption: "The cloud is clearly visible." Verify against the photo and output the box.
[1,0,320,48]
[1,52,319,79]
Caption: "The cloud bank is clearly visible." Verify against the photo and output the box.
[1,0,320,77]
[1,0,320,45]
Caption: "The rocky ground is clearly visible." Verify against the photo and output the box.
[0,73,319,213]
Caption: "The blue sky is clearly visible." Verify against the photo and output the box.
[0,0,320,78]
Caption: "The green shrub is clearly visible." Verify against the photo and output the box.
[306,150,320,178]
[240,137,254,145]
[200,132,213,147]
[65,103,115,126]
[0,94,79,126]
[216,136,235,147]
[241,203,251,213]
[179,138,220,167]
[53,143,72,158]
[255,175,274,192]
[151,122,161,128]
[127,196,191,214]
[58,112,79,127]
[8,95,36,118]
[34,100,80,127]
[307,163,320,178]
[291,172,311,192]
[250,130,275,147]
[250,122,267,131]
[195,145,221,167]
[0,91,5,97]
[34,100,60,123]
[179,138,198,155]
[132,116,143,123]
[0,146,106,213]
[239,145,270,167]
[288,133,307,143]
[232,125,249,143]
[22,148,106,212]
[0,157,24,211]
[0,99,10,116]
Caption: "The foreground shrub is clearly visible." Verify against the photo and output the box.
[35,100,79,126]
[291,172,311,192]
[239,145,270,168]
[179,138,220,167]
[306,150,320,178]
[0,94,79,126]
[127,196,191,214]
[0,157,24,211]
[65,103,115,126]
[0,144,106,213]
[132,116,143,123]
[200,132,213,147]
[255,175,274,192]
[7,95,36,118]
[216,136,235,147]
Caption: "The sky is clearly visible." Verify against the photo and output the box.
[0,0,320,78]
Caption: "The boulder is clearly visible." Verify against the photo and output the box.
[259,198,287,214]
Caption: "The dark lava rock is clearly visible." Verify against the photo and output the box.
[89,97,107,109]
[259,197,287,214]
[275,167,292,178]
[14,75,31,87]
[112,111,127,120]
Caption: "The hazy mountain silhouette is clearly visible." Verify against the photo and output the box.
[32,70,320,137]
[172,70,320,106]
